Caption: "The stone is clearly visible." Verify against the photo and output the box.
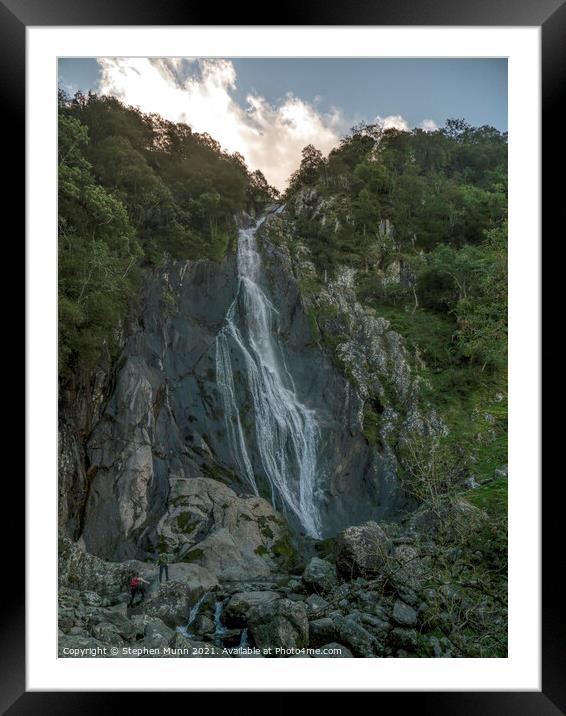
[494,464,508,479]
[302,557,337,594]
[305,594,329,615]
[192,615,215,636]
[132,581,193,628]
[358,612,390,639]
[389,627,417,651]
[90,622,124,647]
[248,598,309,650]
[221,591,280,628]
[392,600,418,627]
[130,615,174,647]
[335,522,392,579]
[309,617,336,647]
[156,479,289,581]
[334,615,379,657]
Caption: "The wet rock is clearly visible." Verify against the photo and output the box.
[192,615,215,636]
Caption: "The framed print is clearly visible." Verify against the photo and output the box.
[7,0,557,708]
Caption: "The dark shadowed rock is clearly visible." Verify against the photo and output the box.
[309,617,337,647]
[302,557,337,594]
[222,591,280,628]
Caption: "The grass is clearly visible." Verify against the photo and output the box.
[466,477,508,517]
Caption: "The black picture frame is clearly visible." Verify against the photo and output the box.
[8,0,554,709]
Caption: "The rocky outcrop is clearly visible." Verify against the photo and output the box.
[154,477,288,581]
[58,422,89,540]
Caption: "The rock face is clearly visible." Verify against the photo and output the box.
[335,521,392,579]
[78,204,424,558]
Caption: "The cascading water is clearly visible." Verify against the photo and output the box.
[215,211,322,538]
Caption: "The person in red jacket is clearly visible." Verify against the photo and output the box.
[128,574,149,607]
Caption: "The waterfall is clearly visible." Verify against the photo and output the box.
[215,213,321,538]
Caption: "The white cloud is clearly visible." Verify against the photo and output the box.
[374,114,410,132]
[420,118,439,132]
[96,57,343,190]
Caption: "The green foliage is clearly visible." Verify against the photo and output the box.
[58,90,278,385]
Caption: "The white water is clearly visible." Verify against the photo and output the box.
[215,213,321,537]
[176,592,209,637]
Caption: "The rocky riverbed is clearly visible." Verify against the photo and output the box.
[59,496,506,658]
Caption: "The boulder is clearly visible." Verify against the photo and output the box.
[130,615,175,648]
[221,591,280,628]
[305,594,330,616]
[358,612,390,640]
[157,478,289,581]
[333,615,379,657]
[389,627,418,651]
[392,600,418,627]
[88,603,138,641]
[90,622,124,647]
[132,581,193,628]
[408,499,486,541]
[309,617,336,648]
[335,522,391,579]
[58,537,152,602]
[302,557,337,594]
[248,598,309,650]
[165,563,219,603]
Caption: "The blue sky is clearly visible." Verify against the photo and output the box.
[58,57,507,188]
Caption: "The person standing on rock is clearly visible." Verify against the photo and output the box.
[128,574,149,607]
[157,551,169,583]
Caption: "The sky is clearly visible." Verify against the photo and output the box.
[58,57,507,190]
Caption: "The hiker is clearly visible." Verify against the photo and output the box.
[157,551,169,583]
[128,574,149,607]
